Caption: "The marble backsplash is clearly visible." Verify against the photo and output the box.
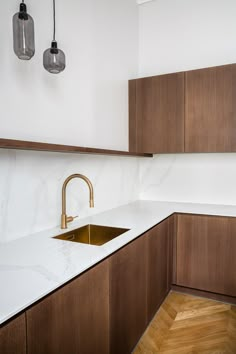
[2,150,236,243]
[140,153,236,206]
[0,149,141,243]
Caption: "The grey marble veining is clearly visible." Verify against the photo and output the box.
[139,153,236,206]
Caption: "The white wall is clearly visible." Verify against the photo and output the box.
[0,0,140,242]
[139,0,236,206]
[139,0,236,77]
[0,0,138,150]
[2,0,236,242]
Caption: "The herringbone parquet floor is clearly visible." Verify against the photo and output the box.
[134,292,236,354]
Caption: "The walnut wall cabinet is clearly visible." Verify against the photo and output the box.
[185,64,236,152]
[129,73,185,153]
[129,63,236,153]
[174,214,236,297]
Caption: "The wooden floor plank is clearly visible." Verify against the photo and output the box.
[133,291,236,354]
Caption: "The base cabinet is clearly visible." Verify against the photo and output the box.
[0,219,174,354]
[175,214,236,296]
[0,314,26,354]
[2,212,236,354]
[109,219,173,354]
[109,236,148,354]
[26,260,109,354]
[147,218,172,321]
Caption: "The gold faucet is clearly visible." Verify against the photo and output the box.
[61,174,94,229]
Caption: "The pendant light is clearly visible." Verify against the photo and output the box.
[43,0,66,74]
[13,0,35,60]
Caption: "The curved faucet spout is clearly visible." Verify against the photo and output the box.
[61,174,94,229]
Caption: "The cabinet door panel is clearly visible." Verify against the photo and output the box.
[27,260,109,354]
[109,236,148,354]
[147,218,172,321]
[77,260,109,354]
[185,64,236,152]
[129,73,185,153]
[176,214,236,296]
[0,314,26,354]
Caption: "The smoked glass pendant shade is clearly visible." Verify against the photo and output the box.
[43,41,66,74]
[13,3,35,60]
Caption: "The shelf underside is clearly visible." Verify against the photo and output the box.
[0,138,152,158]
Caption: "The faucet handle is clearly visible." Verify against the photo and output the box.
[66,215,78,223]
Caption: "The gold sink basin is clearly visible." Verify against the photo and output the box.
[53,224,130,246]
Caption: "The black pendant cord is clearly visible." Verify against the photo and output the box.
[53,0,56,41]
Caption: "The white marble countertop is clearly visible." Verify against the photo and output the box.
[1,199,236,325]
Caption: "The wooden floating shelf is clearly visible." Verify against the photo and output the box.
[0,138,153,158]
